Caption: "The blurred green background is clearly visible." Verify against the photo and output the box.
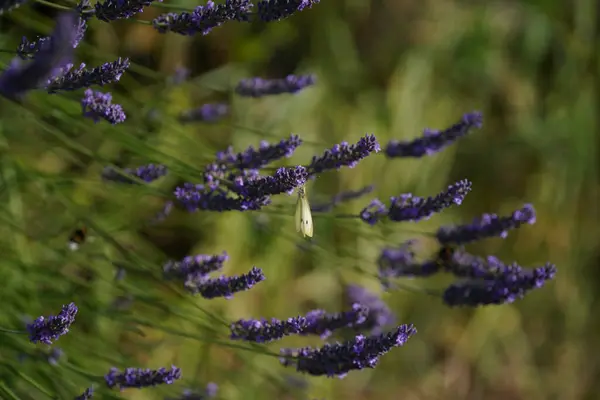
[0,0,599,399]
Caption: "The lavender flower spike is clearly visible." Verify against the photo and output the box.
[443,262,556,307]
[256,0,320,22]
[164,252,228,287]
[232,166,308,198]
[235,74,316,97]
[345,285,395,335]
[386,111,483,158]
[188,266,265,299]
[27,302,78,345]
[81,89,126,124]
[0,12,77,100]
[47,58,130,94]
[216,134,303,170]
[378,242,440,283]
[280,324,417,377]
[308,134,380,175]
[95,0,163,22]
[153,1,253,36]
[74,387,93,400]
[104,365,181,389]
[174,183,270,212]
[311,185,375,213]
[436,204,536,245]
[179,103,229,123]
[101,164,167,184]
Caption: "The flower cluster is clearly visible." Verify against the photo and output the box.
[46,58,130,93]
[26,303,78,345]
[179,103,229,123]
[101,164,168,184]
[235,74,316,97]
[104,366,181,389]
[81,89,126,124]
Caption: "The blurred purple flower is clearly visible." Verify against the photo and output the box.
[280,324,417,377]
[46,58,130,93]
[153,0,252,36]
[95,0,163,21]
[104,366,181,389]
[216,134,302,170]
[168,383,218,399]
[436,204,536,245]
[174,183,270,212]
[164,252,228,287]
[345,285,396,335]
[169,66,190,84]
[26,302,78,345]
[378,242,440,283]
[0,12,78,100]
[81,89,126,124]
[74,387,93,400]
[148,201,174,225]
[235,74,315,97]
[47,347,64,365]
[308,134,380,175]
[255,0,319,22]
[385,111,483,158]
[311,185,375,212]
[179,103,229,123]
[0,0,27,14]
[101,164,167,184]
[187,266,265,299]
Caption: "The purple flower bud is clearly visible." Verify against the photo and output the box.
[345,285,396,335]
[256,0,319,22]
[179,103,229,123]
[308,134,380,175]
[148,201,173,225]
[385,111,483,158]
[187,266,265,299]
[443,263,556,307]
[95,0,163,22]
[104,365,181,389]
[359,199,387,226]
[26,302,78,345]
[377,242,441,288]
[216,134,302,170]
[101,164,167,184]
[231,166,308,197]
[74,387,93,400]
[311,185,375,212]
[81,89,126,124]
[174,183,270,212]
[280,324,417,377]
[46,58,130,93]
[153,0,252,36]
[235,74,316,97]
[163,252,228,286]
[436,204,536,245]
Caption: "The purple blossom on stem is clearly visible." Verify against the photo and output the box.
[74,387,93,400]
[81,89,126,124]
[101,164,167,184]
[95,0,163,22]
[174,183,270,212]
[345,285,395,335]
[235,74,316,97]
[0,12,77,100]
[187,266,265,299]
[301,303,369,339]
[359,199,387,226]
[231,166,308,197]
[163,252,228,287]
[148,201,174,225]
[378,242,441,287]
[179,103,229,123]
[280,324,417,377]
[443,262,556,307]
[436,204,536,245]
[46,58,130,93]
[26,302,78,345]
[104,366,181,389]
[311,185,375,213]
[255,0,320,22]
[216,134,302,170]
[153,0,253,36]
[385,111,483,158]
[308,134,380,175]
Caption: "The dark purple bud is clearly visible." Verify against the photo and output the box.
[164,252,228,287]
[231,166,308,197]
[174,183,270,212]
[385,111,483,158]
[104,365,181,389]
[302,303,369,339]
[359,199,387,225]
[26,302,78,345]
[280,324,417,377]
[47,58,130,93]
[179,103,229,123]
[188,266,265,299]
[95,0,163,22]
[235,74,316,97]
[308,134,380,175]
[101,164,167,184]
[255,0,319,22]
[153,0,252,36]
[216,134,302,170]
[443,263,556,307]
[436,204,536,245]
[81,89,126,124]
[345,285,395,335]
[74,387,93,400]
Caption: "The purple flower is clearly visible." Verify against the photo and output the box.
[0,12,78,100]
[280,324,417,377]
[308,134,380,175]
[345,285,396,335]
[47,347,64,365]
[0,0,27,14]
[174,183,270,212]
[168,384,218,399]
[235,74,316,97]
[169,66,190,84]
[359,199,387,226]
[148,201,173,225]
[231,166,308,197]
[95,0,163,22]
[311,185,375,212]
[26,302,78,345]
[385,112,483,158]
[153,0,252,36]
[101,164,167,184]
[302,304,369,339]
[81,89,126,124]
[216,134,302,170]
[255,0,320,22]
[163,252,228,286]
[443,262,556,307]
[104,365,181,389]
[179,103,229,123]
[74,387,93,400]
[378,242,441,283]
[182,266,265,299]
[436,204,536,245]
[46,58,130,93]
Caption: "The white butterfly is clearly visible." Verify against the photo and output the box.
[295,184,313,238]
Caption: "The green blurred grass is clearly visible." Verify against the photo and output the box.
[0,0,599,399]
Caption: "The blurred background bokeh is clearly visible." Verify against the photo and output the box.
[1,0,599,399]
